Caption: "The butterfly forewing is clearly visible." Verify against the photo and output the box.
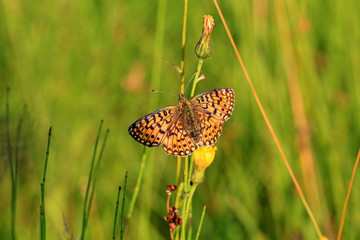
[190,88,235,146]
[128,106,181,147]
[190,88,235,122]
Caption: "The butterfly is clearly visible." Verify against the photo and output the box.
[128,88,235,156]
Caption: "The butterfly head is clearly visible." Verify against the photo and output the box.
[178,93,186,103]
[178,93,190,109]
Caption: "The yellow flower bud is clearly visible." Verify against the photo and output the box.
[193,146,217,169]
[192,146,217,184]
[194,15,214,60]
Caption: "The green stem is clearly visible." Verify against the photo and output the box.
[80,120,103,240]
[120,171,128,240]
[150,0,166,107]
[190,59,204,97]
[174,183,184,209]
[180,0,188,94]
[86,129,109,224]
[183,156,189,192]
[112,186,122,240]
[180,157,189,238]
[176,156,181,186]
[40,184,45,240]
[186,204,192,240]
[188,156,194,186]
[40,127,52,240]
[174,183,184,240]
[5,87,14,184]
[195,205,207,240]
[12,117,23,240]
[180,184,198,240]
[5,88,15,240]
[126,147,147,224]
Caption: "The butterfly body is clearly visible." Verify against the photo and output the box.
[180,94,202,143]
[128,88,235,156]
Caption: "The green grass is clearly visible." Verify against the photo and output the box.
[1,0,360,239]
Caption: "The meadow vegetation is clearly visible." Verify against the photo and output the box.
[0,0,360,239]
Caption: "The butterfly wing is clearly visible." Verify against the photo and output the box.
[190,88,235,146]
[128,105,181,147]
[162,112,198,156]
[128,105,198,156]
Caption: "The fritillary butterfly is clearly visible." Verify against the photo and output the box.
[128,88,235,156]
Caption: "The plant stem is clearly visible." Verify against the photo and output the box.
[112,186,122,240]
[337,148,360,240]
[188,156,194,186]
[180,183,198,240]
[5,88,15,240]
[120,171,128,240]
[190,59,204,97]
[186,205,192,240]
[80,120,103,240]
[183,156,189,192]
[150,0,167,106]
[126,147,147,224]
[195,205,206,240]
[174,183,184,239]
[174,183,184,210]
[176,157,181,186]
[86,129,109,224]
[40,127,52,240]
[180,0,189,95]
[12,117,22,240]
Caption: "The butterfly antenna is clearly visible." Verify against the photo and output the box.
[184,71,199,93]
[150,90,178,97]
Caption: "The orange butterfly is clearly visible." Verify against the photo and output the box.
[128,88,235,156]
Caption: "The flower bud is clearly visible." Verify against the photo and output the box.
[194,15,214,60]
[192,146,217,184]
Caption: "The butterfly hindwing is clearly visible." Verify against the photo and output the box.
[162,112,198,156]
[193,110,224,146]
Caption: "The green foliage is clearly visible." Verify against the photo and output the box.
[0,0,360,239]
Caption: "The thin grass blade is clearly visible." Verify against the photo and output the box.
[80,120,103,240]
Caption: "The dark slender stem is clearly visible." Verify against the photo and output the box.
[40,127,52,240]
[120,171,128,240]
[112,186,122,240]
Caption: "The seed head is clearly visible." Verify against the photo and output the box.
[194,15,214,60]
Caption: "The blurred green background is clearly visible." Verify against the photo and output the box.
[1,0,360,239]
